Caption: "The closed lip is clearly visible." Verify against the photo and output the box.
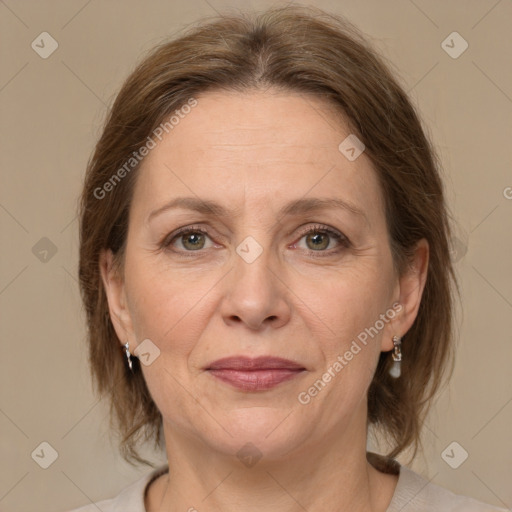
[206,356,306,371]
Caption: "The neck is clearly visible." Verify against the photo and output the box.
[146,417,398,512]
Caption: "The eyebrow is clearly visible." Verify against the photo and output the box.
[147,196,367,223]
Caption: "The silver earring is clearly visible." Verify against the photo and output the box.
[124,341,133,372]
[389,335,402,378]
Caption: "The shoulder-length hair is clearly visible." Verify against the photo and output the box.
[78,5,456,466]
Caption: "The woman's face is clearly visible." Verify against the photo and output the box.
[101,88,426,461]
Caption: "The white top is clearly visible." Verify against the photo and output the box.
[66,455,508,512]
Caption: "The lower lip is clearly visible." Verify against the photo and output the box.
[207,369,304,391]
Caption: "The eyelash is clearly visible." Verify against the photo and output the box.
[161,224,350,258]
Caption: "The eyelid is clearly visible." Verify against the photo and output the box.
[292,223,351,252]
[161,224,212,248]
[294,223,349,242]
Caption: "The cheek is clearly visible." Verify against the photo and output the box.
[296,269,392,413]
[295,263,395,347]
[123,265,215,428]
[125,254,209,335]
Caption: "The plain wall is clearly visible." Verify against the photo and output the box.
[0,0,511,510]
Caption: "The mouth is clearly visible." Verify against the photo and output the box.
[206,356,306,391]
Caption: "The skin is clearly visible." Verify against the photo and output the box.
[100,88,428,512]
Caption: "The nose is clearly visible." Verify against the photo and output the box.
[219,242,292,331]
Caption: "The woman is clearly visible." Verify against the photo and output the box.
[70,5,507,511]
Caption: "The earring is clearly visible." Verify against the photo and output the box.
[389,335,402,378]
[124,341,133,372]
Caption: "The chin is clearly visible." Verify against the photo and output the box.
[198,406,314,464]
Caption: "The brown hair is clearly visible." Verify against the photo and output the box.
[78,5,457,467]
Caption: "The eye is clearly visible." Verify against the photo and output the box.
[293,224,350,255]
[161,224,350,256]
[162,226,215,252]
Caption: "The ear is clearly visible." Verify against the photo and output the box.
[99,249,136,349]
[381,238,429,351]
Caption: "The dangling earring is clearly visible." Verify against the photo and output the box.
[389,335,402,378]
[124,341,133,372]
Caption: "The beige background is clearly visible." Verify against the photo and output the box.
[0,0,511,510]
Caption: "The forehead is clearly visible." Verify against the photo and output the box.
[131,88,384,224]
[159,88,351,151]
